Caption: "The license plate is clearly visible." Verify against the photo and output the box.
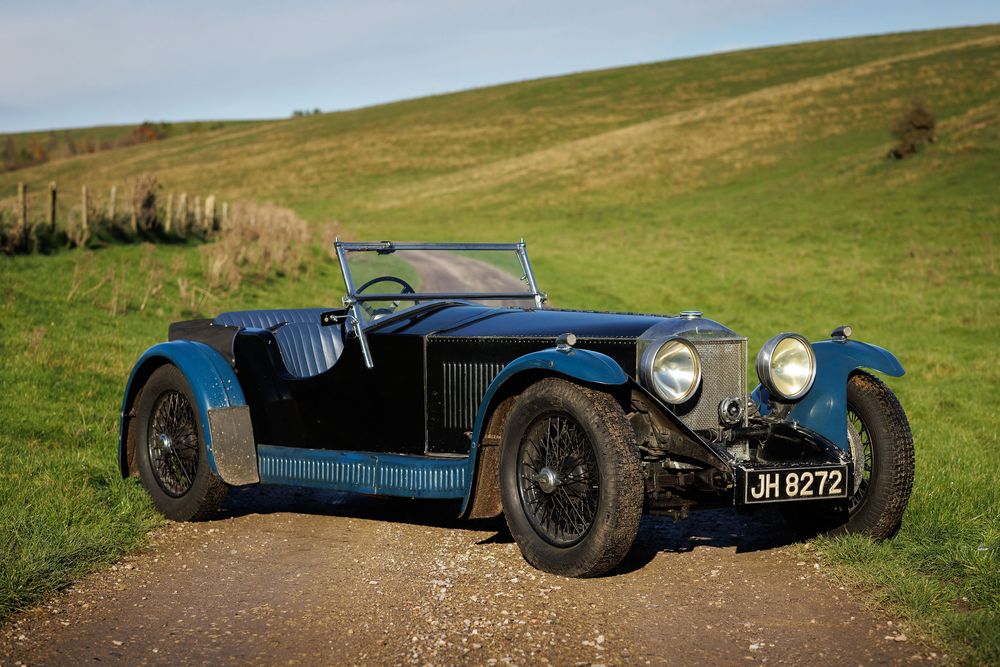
[742,465,848,504]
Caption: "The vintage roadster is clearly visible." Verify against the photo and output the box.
[119,241,913,577]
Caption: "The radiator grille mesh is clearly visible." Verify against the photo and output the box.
[681,339,747,431]
[443,362,504,431]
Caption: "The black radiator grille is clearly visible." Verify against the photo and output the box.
[682,338,748,431]
[442,362,504,431]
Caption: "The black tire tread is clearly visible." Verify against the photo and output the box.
[185,470,229,522]
[845,370,914,538]
[577,384,644,575]
[500,378,643,577]
[782,370,914,539]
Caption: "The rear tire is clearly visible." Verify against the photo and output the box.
[134,365,228,521]
[499,378,642,577]
[783,371,913,538]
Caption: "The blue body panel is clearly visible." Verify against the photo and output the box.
[257,445,469,498]
[752,339,904,451]
[250,346,626,506]
[119,340,248,477]
[460,346,629,513]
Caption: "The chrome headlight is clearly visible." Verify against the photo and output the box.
[641,338,701,404]
[755,333,816,401]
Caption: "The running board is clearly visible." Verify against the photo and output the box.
[256,445,470,499]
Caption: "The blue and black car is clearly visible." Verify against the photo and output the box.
[119,241,913,577]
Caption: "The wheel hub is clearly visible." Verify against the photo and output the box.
[156,432,173,453]
[532,467,561,494]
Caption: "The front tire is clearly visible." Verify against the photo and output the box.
[134,365,228,521]
[785,371,914,538]
[499,378,642,577]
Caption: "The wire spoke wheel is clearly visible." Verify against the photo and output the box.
[147,390,199,497]
[847,406,876,514]
[517,412,600,547]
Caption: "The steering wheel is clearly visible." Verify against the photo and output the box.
[355,275,416,319]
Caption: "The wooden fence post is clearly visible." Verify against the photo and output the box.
[165,193,173,233]
[81,185,89,237]
[48,182,57,232]
[221,202,229,229]
[129,182,137,234]
[205,195,216,232]
[17,182,26,226]
[178,192,187,233]
[108,185,116,220]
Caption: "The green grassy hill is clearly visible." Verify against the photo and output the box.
[1,24,998,662]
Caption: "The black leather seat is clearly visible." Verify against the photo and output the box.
[213,308,343,378]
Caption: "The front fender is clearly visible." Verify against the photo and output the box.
[118,340,259,485]
[461,346,628,514]
[752,339,904,451]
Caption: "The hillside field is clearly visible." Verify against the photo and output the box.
[1,24,998,662]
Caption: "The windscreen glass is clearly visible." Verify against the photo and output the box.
[343,247,535,322]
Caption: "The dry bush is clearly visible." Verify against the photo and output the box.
[0,209,20,255]
[199,201,310,292]
[0,203,41,255]
[131,174,160,232]
[888,100,936,159]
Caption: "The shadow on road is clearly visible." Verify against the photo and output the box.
[612,508,801,575]
[218,484,501,532]
[217,485,803,576]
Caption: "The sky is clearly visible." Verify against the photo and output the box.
[0,0,996,133]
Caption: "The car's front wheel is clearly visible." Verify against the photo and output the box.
[784,370,914,538]
[499,378,643,577]
[134,364,228,521]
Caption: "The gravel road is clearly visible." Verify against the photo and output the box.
[1,253,939,666]
[402,250,532,306]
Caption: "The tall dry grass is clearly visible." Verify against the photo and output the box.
[199,201,311,293]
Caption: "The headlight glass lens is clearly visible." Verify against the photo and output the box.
[756,333,816,400]
[648,339,701,404]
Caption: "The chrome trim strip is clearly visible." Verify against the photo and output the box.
[338,241,525,252]
[515,239,546,309]
[354,291,536,303]
[334,240,374,369]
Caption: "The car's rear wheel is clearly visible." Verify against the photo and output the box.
[783,371,913,538]
[499,378,642,577]
[134,365,228,521]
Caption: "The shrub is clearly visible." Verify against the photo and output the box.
[131,174,160,232]
[888,100,936,160]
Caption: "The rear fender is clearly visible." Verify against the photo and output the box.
[752,339,904,451]
[119,340,259,485]
[461,346,628,515]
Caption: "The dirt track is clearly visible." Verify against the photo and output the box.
[1,254,939,666]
